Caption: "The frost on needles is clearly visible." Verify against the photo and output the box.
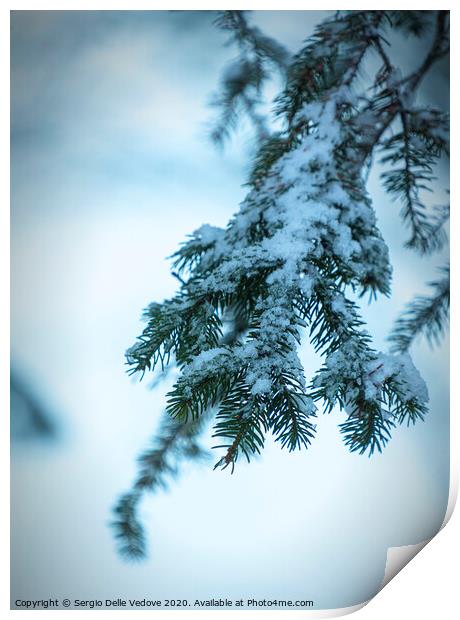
[113,10,449,559]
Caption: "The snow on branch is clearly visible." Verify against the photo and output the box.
[115,10,449,559]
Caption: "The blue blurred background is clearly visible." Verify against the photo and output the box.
[11,10,449,609]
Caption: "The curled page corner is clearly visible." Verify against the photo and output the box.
[322,601,369,617]
[378,476,458,595]
[380,539,430,591]
[441,475,458,529]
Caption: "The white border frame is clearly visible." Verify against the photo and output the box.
[2,3,457,618]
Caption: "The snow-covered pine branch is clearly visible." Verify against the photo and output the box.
[114,10,449,559]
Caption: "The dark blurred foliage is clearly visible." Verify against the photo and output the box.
[11,370,56,440]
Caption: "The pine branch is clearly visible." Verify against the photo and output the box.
[212,373,268,472]
[112,413,208,559]
[112,492,146,560]
[277,11,387,126]
[210,10,289,145]
[268,370,317,451]
[339,398,395,455]
[312,343,429,454]
[126,295,224,375]
[388,11,435,36]
[389,264,450,353]
[115,10,448,560]
[351,11,449,170]
[214,11,290,68]
[380,107,449,253]
[124,9,440,471]
[404,11,449,89]
[348,17,450,254]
